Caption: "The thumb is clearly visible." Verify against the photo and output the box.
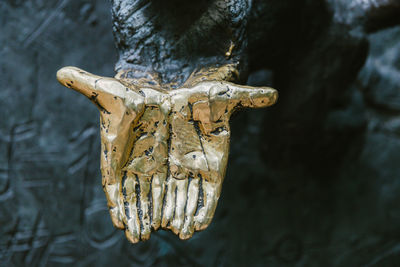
[209,81,278,109]
[57,66,144,112]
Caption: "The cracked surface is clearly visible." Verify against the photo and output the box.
[57,65,277,242]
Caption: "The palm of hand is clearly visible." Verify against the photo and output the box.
[57,66,277,242]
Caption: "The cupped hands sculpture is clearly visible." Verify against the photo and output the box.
[57,66,277,242]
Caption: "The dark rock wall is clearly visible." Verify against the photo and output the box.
[1,0,400,266]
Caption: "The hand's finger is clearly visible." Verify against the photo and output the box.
[123,173,140,243]
[171,178,188,235]
[161,176,176,228]
[57,66,145,112]
[180,177,199,240]
[209,81,278,110]
[194,180,221,231]
[109,206,125,229]
[138,175,152,241]
[151,172,166,230]
[56,66,125,98]
[104,183,125,229]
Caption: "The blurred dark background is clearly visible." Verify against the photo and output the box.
[1,0,400,266]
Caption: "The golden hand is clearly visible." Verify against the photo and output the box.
[57,66,277,242]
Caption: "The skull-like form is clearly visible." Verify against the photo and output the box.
[57,66,277,243]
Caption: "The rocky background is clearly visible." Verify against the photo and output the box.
[1,0,400,266]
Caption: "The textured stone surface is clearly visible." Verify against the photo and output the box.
[1,0,400,266]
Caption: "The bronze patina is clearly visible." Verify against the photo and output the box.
[57,65,277,243]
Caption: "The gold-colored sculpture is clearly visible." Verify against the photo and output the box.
[57,65,277,243]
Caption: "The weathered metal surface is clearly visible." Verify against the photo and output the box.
[2,0,400,266]
[57,66,277,242]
